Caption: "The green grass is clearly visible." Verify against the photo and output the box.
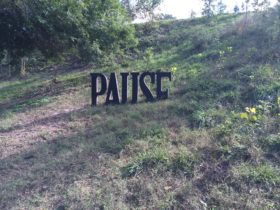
[121,148,170,177]
[233,163,280,185]
[1,12,280,209]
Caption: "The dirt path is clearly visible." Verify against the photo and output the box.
[0,90,90,159]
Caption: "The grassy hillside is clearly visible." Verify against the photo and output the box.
[1,13,280,209]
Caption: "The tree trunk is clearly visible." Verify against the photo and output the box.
[20,57,27,77]
[7,51,11,77]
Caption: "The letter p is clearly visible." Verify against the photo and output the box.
[91,73,107,106]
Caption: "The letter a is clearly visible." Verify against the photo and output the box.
[106,73,120,105]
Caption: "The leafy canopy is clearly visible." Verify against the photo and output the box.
[0,0,137,66]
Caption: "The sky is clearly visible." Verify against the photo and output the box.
[158,0,278,19]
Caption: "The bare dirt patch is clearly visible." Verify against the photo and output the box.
[0,88,91,159]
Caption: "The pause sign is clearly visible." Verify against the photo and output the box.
[91,72,172,106]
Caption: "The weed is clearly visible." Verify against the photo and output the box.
[233,163,280,185]
[169,149,196,177]
[260,134,280,154]
[138,123,166,139]
[121,148,169,177]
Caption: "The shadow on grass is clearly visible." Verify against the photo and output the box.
[0,100,184,209]
[0,78,39,91]
[0,131,100,209]
[0,74,90,118]
[0,89,60,120]
[0,106,88,133]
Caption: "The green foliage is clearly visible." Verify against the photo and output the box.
[213,112,238,137]
[238,64,280,103]
[122,148,196,178]
[233,5,240,14]
[121,148,169,177]
[121,0,164,20]
[233,164,280,185]
[240,107,258,123]
[202,0,217,18]
[192,108,227,128]
[95,130,132,154]
[169,99,201,116]
[2,10,280,210]
[252,0,271,12]
[217,0,226,14]
[143,47,154,67]
[155,13,176,20]
[0,0,137,74]
[14,97,51,111]
[260,134,280,154]
[138,124,166,139]
[136,0,164,19]
[169,149,196,177]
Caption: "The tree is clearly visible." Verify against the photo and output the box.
[252,0,270,12]
[234,5,240,13]
[252,0,258,11]
[276,0,280,19]
[242,0,250,29]
[79,0,137,61]
[245,0,250,15]
[121,0,164,20]
[155,13,176,20]
[137,0,164,19]
[202,0,216,17]
[217,0,227,14]
[241,2,245,12]
[0,0,137,75]
[190,10,197,19]
[121,0,137,20]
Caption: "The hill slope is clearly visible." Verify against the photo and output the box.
[1,13,280,209]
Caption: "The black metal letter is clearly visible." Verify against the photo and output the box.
[105,73,120,105]
[156,72,172,100]
[140,72,155,102]
[91,73,107,106]
[131,72,140,104]
[121,73,129,104]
